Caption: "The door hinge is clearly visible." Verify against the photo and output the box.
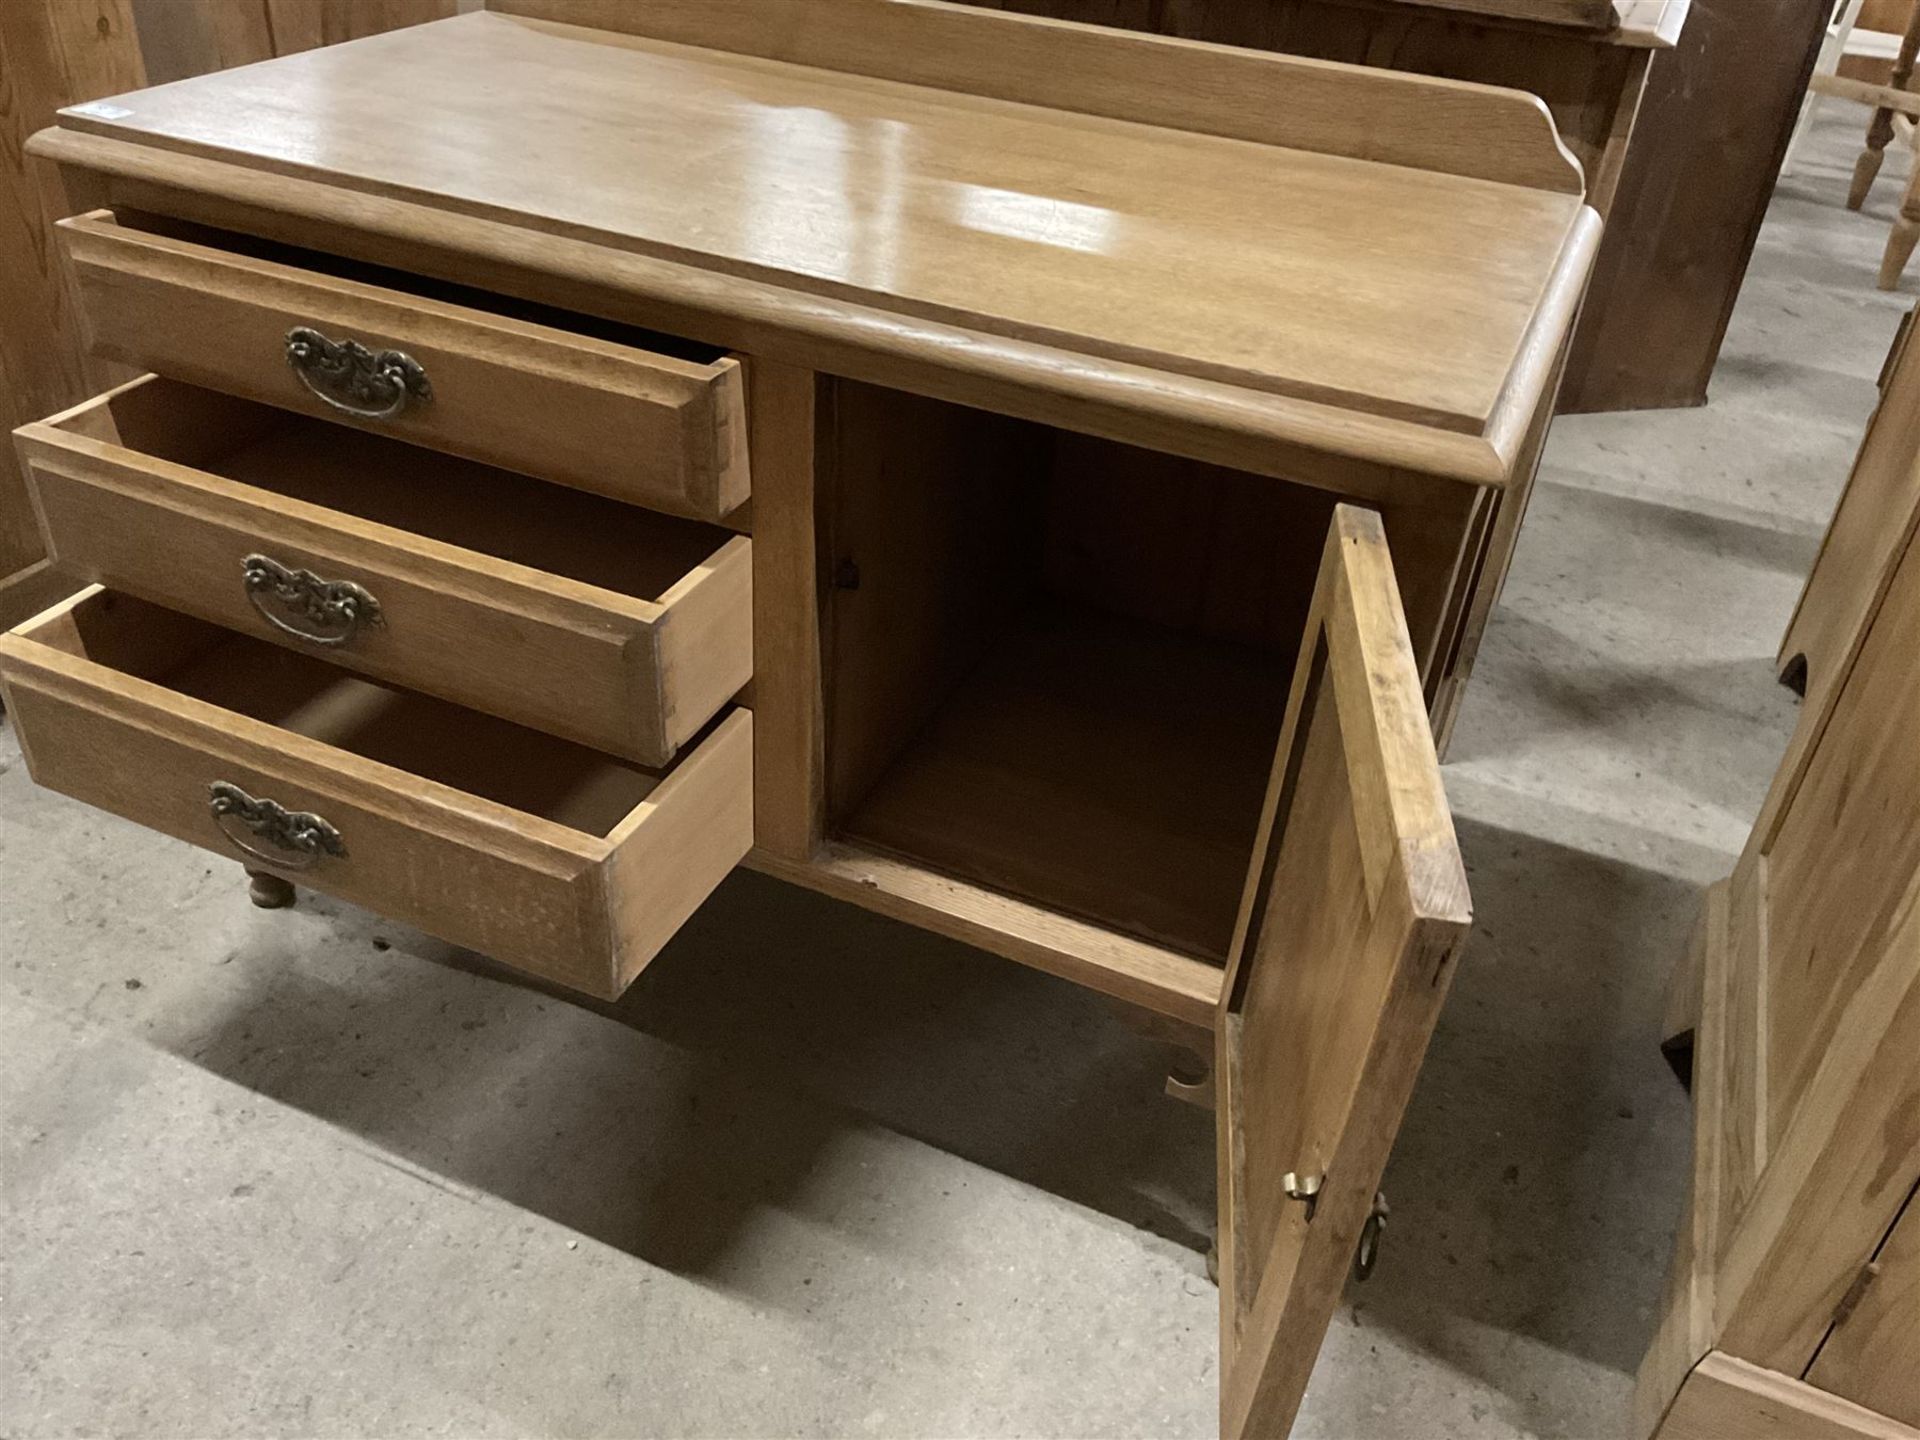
[1832,1261,1882,1328]
[1283,1172,1323,1221]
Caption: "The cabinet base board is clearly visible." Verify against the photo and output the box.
[747,842,1222,1031]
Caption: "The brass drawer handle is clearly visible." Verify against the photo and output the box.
[285,325,431,419]
[243,553,383,647]
[208,781,347,869]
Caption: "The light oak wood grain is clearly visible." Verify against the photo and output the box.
[1779,313,1920,719]
[35,128,1577,492]
[0,587,752,998]
[845,602,1289,963]
[1808,1190,1920,1428]
[1640,453,1920,1440]
[49,10,1590,443]
[0,0,144,577]
[1654,1353,1920,1440]
[1217,507,1470,1439]
[17,376,750,766]
[59,210,751,520]
[0,559,80,635]
[490,0,1585,191]
[745,358,826,862]
[748,842,1224,1029]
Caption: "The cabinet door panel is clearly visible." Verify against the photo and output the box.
[1216,505,1471,1439]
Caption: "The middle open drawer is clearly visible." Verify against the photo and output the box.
[15,376,752,768]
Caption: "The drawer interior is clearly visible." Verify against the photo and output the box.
[53,378,736,603]
[108,209,730,367]
[30,591,679,837]
[825,382,1338,964]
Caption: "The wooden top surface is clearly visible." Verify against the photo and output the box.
[1389,0,1619,30]
[56,10,1591,442]
[1389,0,1687,46]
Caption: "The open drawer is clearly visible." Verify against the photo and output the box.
[0,588,752,998]
[16,376,750,768]
[59,210,750,521]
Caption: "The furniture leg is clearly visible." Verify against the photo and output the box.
[245,868,296,909]
[1786,0,1867,178]
[1850,2,1920,210]
[1882,128,1920,288]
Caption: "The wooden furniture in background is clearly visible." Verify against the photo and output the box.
[970,0,1839,413]
[0,0,451,634]
[128,0,459,84]
[0,4,1608,1431]
[1786,0,1897,176]
[1638,312,1920,1440]
[1842,1,1920,285]
[1555,0,1831,408]
[963,0,1689,413]
[1778,309,1919,706]
[0,0,142,628]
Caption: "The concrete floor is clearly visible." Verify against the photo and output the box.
[1,110,1909,1438]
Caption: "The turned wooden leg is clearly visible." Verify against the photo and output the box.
[1851,137,1889,211]
[1858,7,1920,212]
[246,867,295,909]
[1883,216,1920,290]
[1883,149,1920,290]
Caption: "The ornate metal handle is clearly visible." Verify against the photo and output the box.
[242,553,383,647]
[208,781,346,869]
[285,325,431,419]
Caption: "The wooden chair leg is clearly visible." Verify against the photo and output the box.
[246,868,296,909]
[1882,213,1920,289]
[1883,133,1920,289]
[1857,5,1920,210]
[1851,132,1890,210]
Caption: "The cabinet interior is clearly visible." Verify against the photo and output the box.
[823,381,1336,965]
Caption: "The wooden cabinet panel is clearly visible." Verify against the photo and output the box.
[0,0,143,585]
[1216,507,1471,1438]
[1657,1353,1920,1440]
[1809,1191,1920,1428]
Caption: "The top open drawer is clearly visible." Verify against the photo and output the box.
[59,211,751,522]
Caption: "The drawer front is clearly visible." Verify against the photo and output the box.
[0,589,754,998]
[62,213,750,521]
[18,380,752,768]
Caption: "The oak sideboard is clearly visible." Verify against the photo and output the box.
[0,3,1602,1432]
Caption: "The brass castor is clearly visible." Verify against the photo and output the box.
[246,868,296,909]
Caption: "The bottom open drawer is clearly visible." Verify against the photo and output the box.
[0,587,751,997]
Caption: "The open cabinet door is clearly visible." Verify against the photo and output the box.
[1217,506,1473,1438]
